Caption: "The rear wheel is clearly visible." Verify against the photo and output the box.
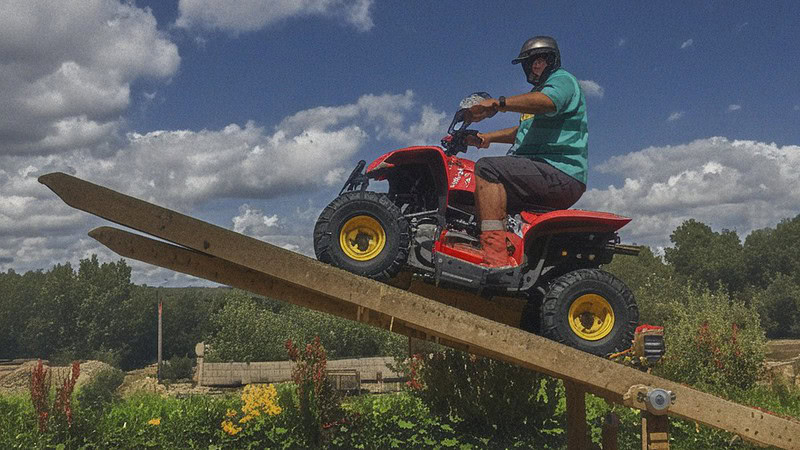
[541,269,638,356]
[314,191,410,280]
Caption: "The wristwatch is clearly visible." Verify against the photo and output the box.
[498,96,506,110]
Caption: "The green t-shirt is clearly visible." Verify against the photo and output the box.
[509,68,588,184]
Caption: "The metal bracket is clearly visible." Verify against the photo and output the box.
[623,384,676,415]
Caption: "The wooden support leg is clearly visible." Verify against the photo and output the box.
[602,412,619,450]
[565,381,589,450]
[641,412,669,449]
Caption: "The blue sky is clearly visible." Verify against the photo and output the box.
[1,1,798,285]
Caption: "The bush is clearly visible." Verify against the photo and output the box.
[0,394,41,449]
[207,290,406,362]
[654,286,766,392]
[285,337,345,446]
[89,347,123,369]
[410,349,564,446]
[77,367,125,412]
[161,355,194,380]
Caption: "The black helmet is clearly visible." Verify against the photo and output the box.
[512,36,561,86]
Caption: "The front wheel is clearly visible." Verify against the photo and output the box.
[540,269,638,356]
[313,191,410,280]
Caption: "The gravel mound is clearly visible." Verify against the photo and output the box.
[0,360,114,395]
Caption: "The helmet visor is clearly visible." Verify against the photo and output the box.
[512,49,553,65]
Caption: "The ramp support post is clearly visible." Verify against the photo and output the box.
[565,381,590,450]
[602,412,619,450]
[641,411,669,449]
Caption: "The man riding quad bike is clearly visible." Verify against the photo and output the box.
[313,37,641,357]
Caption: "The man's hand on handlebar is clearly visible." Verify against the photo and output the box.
[468,98,499,122]
[465,132,490,149]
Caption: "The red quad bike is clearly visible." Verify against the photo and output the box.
[314,99,644,356]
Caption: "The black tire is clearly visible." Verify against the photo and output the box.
[541,269,638,356]
[313,191,410,280]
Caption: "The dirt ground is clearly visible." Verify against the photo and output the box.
[766,339,800,361]
[0,360,114,395]
[0,361,218,397]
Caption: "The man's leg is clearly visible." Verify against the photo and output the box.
[474,175,512,267]
[475,176,507,222]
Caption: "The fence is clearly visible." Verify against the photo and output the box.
[194,342,403,389]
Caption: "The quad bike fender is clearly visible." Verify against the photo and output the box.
[520,209,631,241]
[365,146,447,180]
[366,146,476,196]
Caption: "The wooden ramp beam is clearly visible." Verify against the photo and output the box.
[40,172,800,449]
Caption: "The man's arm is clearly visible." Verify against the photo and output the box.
[468,126,517,148]
[497,92,556,114]
[469,92,556,122]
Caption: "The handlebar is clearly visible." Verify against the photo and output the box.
[441,108,479,156]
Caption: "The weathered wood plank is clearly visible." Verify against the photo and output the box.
[40,172,800,449]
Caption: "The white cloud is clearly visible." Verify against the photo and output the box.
[0,1,179,155]
[0,91,445,281]
[728,104,742,112]
[231,204,314,256]
[617,38,626,47]
[667,111,684,122]
[579,80,605,98]
[176,0,375,33]
[680,39,694,49]
[576,137,800,248]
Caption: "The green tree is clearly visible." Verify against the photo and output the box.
[743,215,800,289]
[753,274,800,338]
[207,291,293,362]
[664,219,746,292]
[74,256,137,364]
[604,246,680,324]
[19,263,81,359]
[283,306,405,359]
[0,269,46,358]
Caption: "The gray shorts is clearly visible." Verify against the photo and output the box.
[475,156,585,211]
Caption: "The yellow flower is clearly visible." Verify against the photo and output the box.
[239,384,282,418]
[221,420,242,436]
[147,418,161,426]
[225,409,237,417]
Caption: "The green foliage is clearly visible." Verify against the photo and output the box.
[664,219,746,292]
[161,355,194,381]
[743,214,800,289]
[206,291,292,362]
[410,349,564,446]
[654,287,766,392]
[77,367,125,412]
[753,274,800,338]
[0,394,42,449]
[286,337,346,446]
[604,246,679,325]
[80,393,234,448]
[206,289,405,362]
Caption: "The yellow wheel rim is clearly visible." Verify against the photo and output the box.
[568,294,615,341]
[339,215,386,261]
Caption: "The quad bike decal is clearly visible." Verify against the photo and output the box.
[315,95,642,356]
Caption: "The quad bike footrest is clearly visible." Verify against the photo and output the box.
[433,250,521,291]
